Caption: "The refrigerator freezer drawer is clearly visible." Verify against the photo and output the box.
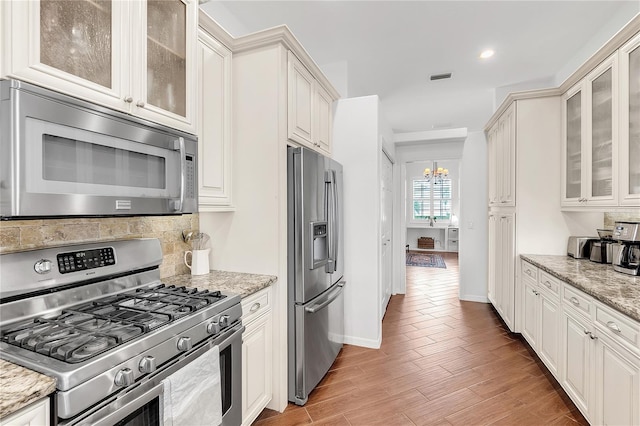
[289,281,345,405]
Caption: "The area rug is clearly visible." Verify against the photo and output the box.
[406,252,447,268]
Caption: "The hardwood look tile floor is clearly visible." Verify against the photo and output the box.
[254,252,588,426]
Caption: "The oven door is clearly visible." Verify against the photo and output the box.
[61,323,243,426]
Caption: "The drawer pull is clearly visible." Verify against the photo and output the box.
[250,302,261,313]
[606,321,621,333]
[543,281,552,289]
[570,297,580,306]
[525,269,532,276]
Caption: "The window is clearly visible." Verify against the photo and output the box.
[412,178,452,221]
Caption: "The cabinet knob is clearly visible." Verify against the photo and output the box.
[136,100,146,108]
[124,96,133,103]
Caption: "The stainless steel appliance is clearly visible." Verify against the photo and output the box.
[287,146,345,406]
[567,236,597,259]
[0,79,198,218]
[590,229,616,264]
[0,239,242,425]
[613,221,640,276]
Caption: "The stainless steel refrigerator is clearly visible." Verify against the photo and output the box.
[287,146,345,406]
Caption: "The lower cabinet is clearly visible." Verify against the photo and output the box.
[241,288,273,426]
[561,306,593,419]
[593,324,640,425]
[521,259,640,424]
[0,397,50,426]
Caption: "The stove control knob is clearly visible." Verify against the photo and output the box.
[34,259,52,274]
[177,336,192,352]
[207,320,220,335]
[138,356,157,374]
[219,315,230,328]
[114,368,134,387]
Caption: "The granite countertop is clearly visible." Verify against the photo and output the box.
[0,360,56,420]
[163,270,277,298]
[521,254,640,322]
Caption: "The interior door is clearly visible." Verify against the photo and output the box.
[380,151,393,317]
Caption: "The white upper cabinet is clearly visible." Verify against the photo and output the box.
[1,0,197,133]
[196,27,233,211]
[487,103,516,207]
[562,53,625,208]
[287,51,334,156]
[619,32,640,206]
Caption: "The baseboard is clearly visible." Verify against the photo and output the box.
[459,294,490,303]
[343,334,382,349]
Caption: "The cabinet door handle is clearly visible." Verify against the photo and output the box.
[250,302,261,313]
[533,290,540,296]
[606,321,621,333]
[136,100,145,108]
[589,332,598,340]
[543,280,552,289]
[570,297,580,306]
[124,96,133,103]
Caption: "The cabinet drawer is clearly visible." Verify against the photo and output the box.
[594,302,640,350]
[563,285,593,318]
[521,261,538,281]
[242,288,271,324]
[448,228,459,237]
[538,271,561,298]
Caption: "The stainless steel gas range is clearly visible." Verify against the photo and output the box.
[0,238,242,426]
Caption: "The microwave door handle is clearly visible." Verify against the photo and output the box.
[176,137,186,212]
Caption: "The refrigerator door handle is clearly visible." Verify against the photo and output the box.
[325,170,338,274]
[304,281,345,314]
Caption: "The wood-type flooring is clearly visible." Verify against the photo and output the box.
[254,252,588,425]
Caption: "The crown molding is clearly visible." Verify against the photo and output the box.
[198,10,340,100]
[485,13,640,132]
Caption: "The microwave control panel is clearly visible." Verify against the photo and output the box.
[57,247,116,274]
[186,155,195,199]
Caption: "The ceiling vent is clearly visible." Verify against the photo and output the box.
[430,73,452,81]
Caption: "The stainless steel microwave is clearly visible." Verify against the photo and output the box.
[0,80,198,218]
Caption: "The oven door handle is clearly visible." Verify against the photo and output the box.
[90,383,164,426]
[175,136,186,212]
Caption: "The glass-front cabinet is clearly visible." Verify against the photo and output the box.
[562,53,618,207]
[619,32,640,206]
[1,0,197,133]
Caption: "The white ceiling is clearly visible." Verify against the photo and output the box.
[201,1,639,133]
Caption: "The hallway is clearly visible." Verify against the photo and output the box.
[254,253,587,425]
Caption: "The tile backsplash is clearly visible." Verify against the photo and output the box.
[604,212,640,228]
[0,214,199,278]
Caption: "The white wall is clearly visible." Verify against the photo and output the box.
[555,6,640,86]
[459,131,488,303]
[332,95,384,348]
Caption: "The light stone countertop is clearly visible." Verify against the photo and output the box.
[0,359,56,420]
[0,270,275,420]
[163,270,277,298]
[521,254,640,322]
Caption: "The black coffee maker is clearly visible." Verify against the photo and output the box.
[613,221,640,276]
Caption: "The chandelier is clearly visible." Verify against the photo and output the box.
[423,162,448,184]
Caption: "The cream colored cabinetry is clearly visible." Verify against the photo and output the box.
[520,262,561,378]
[562,54,618,207]
[288,52,334,156]
[197,23,233,211]
[619,32,640,206]
[487,103,516,207]
[488,213,515,331]
[1,0,197,133]
[0,398,49,426]
[241,288,272,426]
[562,300,593,419]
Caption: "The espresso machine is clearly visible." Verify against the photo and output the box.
[613,221,640,276]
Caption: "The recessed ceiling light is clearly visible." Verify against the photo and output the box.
[430,73,452,81]
[480,49,495,59]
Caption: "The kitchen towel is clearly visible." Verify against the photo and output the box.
[162,345,222,426]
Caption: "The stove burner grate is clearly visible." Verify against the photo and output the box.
[0,284,226,363]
